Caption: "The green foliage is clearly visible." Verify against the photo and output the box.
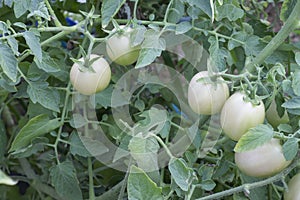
[0,0,300,199]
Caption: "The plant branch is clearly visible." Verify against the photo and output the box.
[245,0,300,72]
[195,157,300,200]
[44,0,62,27]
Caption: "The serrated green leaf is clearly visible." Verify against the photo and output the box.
[69,132,91,157]
[0,169,17,185]
[34,52,60,73]
[10,115,61,152]
[0,43,18,82]
[23,31,42,61]
[184,0,214,20]
[101,0,126,28]
[168,0,184,23]
[127,165,163,200]
[4,0,13,7]
[282,97,300,109]
[234,124,274,152]
[129,135,159,172]
[176,21,192,35]
[280,0,297,22]
[282,138,298,160]
[168,157,196,191]
[200,179,216,191]
[13,0,30,18]
[217,4,244,21]
[7,37,19,56]
[27,1,50,20]
[292,70,300,96]
[50,161,83,200]
[208,36,228,71]
[27,82,60,112]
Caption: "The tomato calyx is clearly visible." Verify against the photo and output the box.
[71,55,103,73]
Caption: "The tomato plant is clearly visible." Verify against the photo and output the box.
[188,71,229,115]
[284,173,300,200]
[106,25,140,66]
[70,54,111,95]
[220,92,265,141]
[0,0,300,200]
[235,139,291,178]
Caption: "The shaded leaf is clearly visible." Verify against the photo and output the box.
[282,138,298,161]
[50,161,83,200]
[10,115,61,152]
[101,0,126,28]
[23,31,42,61]
[127,165,163,200]
[0,43,18,82]
[168,157,196,191]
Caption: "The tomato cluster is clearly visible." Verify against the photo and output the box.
[70,26,140,95]
[187,72,291,178]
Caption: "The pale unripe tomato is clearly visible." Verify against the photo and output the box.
[70,54,111,95]
[220,92,265,141]
[188,71,229,115]
[284,173,300,200]
[106,26,140,66]
[266,100,289,128]
[235,139,291,178]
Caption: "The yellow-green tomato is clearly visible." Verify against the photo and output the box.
[188,71,229,115]
[235,139,291,178]
[106,26,140,66]
[220,92,265,141]
[70,54,111,95]
[284,173,300,200]
[266,100,289,129]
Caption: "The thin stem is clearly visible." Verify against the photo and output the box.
[133,0,139,20]
[88,157,95,200]
[44,0,62,27]
[163,0,175,23]
[151,133,174,159]
[195,157,300,200]
[54,82,72,164]
[245,0,300,72]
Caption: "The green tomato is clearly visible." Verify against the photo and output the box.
[284,173,300,200]
[188,71,229,115]
[220,92,265,141]
[106,26,140,66]
[266,99,289,129]
[235,139,291,178]
[70,54,111,95]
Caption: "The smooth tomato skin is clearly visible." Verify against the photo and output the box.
[220,92,265,141]
[266,100,289,129]
[188,71,229,115]
[284,173,300,200]
[70,54,111,95]
[235,139,291,178]
[106,26,140,66]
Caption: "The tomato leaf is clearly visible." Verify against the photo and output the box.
[9,115,61,152]
[280,0,297,22]
[176,21,192,35]
[13,0,30,18]
[282,138,299,161]
[101,0,126,28]
[0,43,18,82]
[168,157,196,191]
[292,70,300,96]
[128,134,159,172]
[216,4,244,21]
[27,82,60,112]
[183,0,214,21]
[23,31,42,61]
[208,36,228,72]
[282,96,300,109]
[50,161,83,200]
[295,52,300,66]
[127,165,163,200]
[234,124,274,152]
